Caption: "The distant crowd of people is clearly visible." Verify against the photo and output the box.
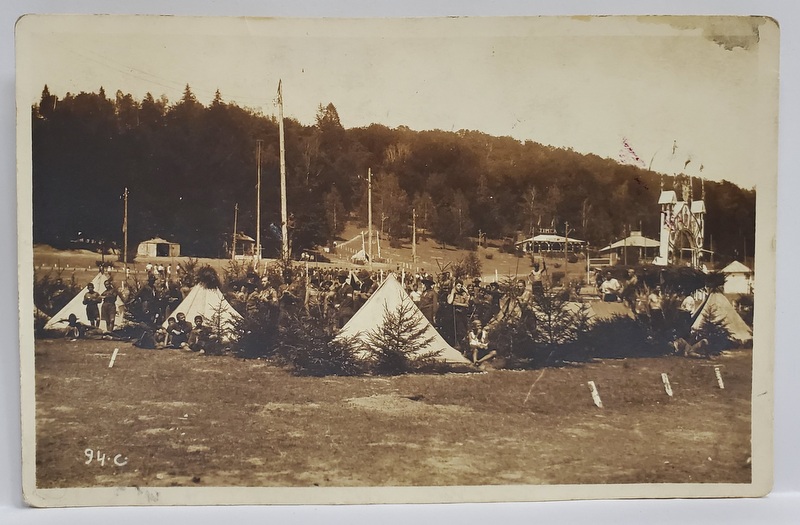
[215,264,541,366]
[56,257,708,363]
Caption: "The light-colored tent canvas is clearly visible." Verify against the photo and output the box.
[163,284,242,341]
[44,272,128,330]
[337,274,469,364]
[350,249,369,264]
[721,260,753,295]
[692,292,753,343]
[559,301,632,325]
[587,301,634,321]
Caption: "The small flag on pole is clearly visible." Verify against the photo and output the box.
[275,79,283,106]
[618,138,645,168]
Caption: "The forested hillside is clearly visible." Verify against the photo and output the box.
[31,85,756,263]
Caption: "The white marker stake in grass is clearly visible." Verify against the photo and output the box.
[587,381,603,408]
[108,348,119,369]
[661,373,673,397]
[714,366,725,389]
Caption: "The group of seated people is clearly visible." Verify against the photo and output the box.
[152,312,218,353]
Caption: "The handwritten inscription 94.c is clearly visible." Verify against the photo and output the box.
[84,448,128,467]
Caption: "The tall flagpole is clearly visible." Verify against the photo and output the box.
[256,140,262,264]
[412,208,417,267]
[232,202,238,260]
[368,168,373,269]
[278,80,289,261]
[122,187,128,265]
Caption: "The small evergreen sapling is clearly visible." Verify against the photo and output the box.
[364,297,439,375]
[694,305,735,356]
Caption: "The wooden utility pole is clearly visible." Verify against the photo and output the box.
[412,208,417,265]
[564,221,571,271]
[232,202,238,260]
[122,187,128,264]
[256,139,262,263]
[623,224,628,266]
[367,168,373,268]
[278,80,289,261]
[710,234,714,267]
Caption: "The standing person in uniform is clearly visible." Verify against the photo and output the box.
[418,278,439,324]
[529,260,546,296]
[100,280,118,332]
[622,269,639,309]
[447,280,471,349]
[335,271,355,329]
[600,272,622,302]
[82,282,101,328]
[678,291,697,338]
[648,285,664,331]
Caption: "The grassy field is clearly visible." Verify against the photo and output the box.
[34,339,752,489]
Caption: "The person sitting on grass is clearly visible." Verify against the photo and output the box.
[467,320,496,368]
[672,337,710,359]
[187,315,218,354]
[151,324,169,349]
[161,316,176,347]
[65,313,88,341]
[167,312,193,349]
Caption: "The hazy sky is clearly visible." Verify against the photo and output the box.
[17,15,778,189]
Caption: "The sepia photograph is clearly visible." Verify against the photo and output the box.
[16,14,778,506]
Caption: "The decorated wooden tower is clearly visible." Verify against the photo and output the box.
[656,174,706,268]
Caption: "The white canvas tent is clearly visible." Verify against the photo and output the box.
[337,274,469,364]
[44,272,128,331]
[559,301,632,325]
[691,292,753,343]
[350,249,369,264]
[162,284,243,341]
[720,261,753,294]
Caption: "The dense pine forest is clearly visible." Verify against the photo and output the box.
[31,85,756,264]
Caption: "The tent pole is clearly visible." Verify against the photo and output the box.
[278,80,289,262]
[122,187,128,265]
[256,139,262,264]
[368,168,373,269]
[232,202,238,260]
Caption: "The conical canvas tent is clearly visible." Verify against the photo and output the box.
[350,249,369,264]
[691,293,753,343]
[587,301,634,322]
[337,273,469,364]
[162,284,243,341]
[549,301,632,325]
[44,272,128,330]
